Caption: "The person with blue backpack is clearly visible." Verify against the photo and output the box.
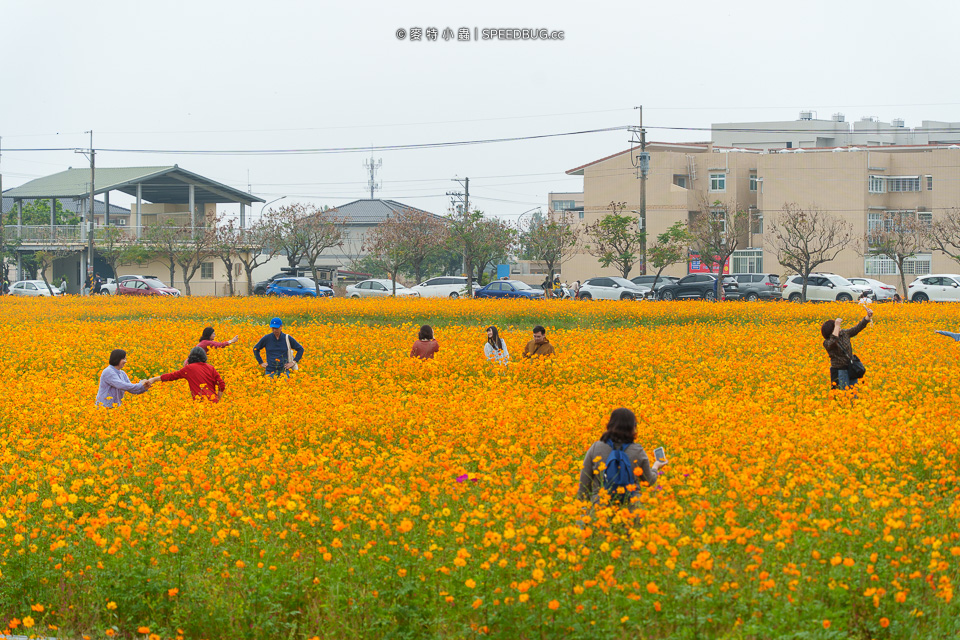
[578,408,667,504]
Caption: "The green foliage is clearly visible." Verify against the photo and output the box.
[584,202,645,278]
[4,199,81,226]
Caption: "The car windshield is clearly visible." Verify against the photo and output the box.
[295,278,318,287]
[511,281,533,290]
[610,277,635,287]
[830,276,854,286]
[142,279,167,289]
[385,281,408,289]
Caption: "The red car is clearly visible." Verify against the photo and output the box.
[116,276,181,296]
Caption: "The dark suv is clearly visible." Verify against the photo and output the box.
[630,275,680,291]
[656,273,739,301]
[731,273,781,301]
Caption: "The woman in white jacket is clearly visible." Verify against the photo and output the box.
[483,326,509,364]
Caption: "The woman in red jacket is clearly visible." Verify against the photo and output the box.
[149,347,226,402]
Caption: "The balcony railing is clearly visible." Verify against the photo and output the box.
[3,225,219,244]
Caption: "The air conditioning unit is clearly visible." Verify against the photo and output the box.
[892,118,905,128]
[799,111,814,121]
[832,113,845,122]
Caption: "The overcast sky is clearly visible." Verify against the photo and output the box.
[3,0,959,222]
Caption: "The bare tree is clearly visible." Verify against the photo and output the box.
[688,199,750,300]
[232,219,281,296]
[766,204,853,302]
[139,221,183,286]
[523,211,582,284]
[210,218,244,296]
[864,209,927,297]
[583,201,646,278]
[173,227,215,297]
[362,218,408,295]
[397,208,448,286]
[34,248,74,295]
[94,225,137,280]
[928,207,960,268]
[292,205,344,296]
[266,205,310,271]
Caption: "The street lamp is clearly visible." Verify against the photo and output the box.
[258,196,286,223]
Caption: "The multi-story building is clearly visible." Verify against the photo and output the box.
[562,141,960,291]
[712,112,960,150]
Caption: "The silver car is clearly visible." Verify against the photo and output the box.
[11,280,63,297]
[577,276,653,301]
[346,279,420,298]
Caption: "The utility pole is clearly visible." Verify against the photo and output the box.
[364,153,382,199]
[86,131,95,292]
[447,177,472,291]
[630,107,649,274]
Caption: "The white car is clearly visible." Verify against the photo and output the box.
[907,274,960,302]
[10,280,63,297]
[345,279,420,298]
[410,276,480,299]
[781,274,871,302]
[848,277,898,301]
[577,276,653,301]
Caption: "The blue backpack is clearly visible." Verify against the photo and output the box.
[603,442,637,502]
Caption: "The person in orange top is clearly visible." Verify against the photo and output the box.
[148,347,226,402]
[410,325,440,359]
[523,325,555,358]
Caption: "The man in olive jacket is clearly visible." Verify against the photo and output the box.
[523,325,555,358]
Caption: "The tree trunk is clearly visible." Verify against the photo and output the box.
[412,258,425,286]
[225,260,235,296]
[180,264,193,296]
[464,254,473,298]
[167,260,176,288]
[310,264,321,296]
[390,269,399,295]
[243,264,256,296]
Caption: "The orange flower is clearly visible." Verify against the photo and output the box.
[548,600,560,610]
[880,617,890,628]
[822,620,831,629]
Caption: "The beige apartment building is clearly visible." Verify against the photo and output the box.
[561,142,960,292]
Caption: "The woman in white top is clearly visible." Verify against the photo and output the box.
[96,349,152,408]
[483,326,509,364]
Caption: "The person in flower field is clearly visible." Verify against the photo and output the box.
[522,325,555,358]
[410,325,440,359]
[196,326,239,353]
[578,408,666,505]
[96,349,152,408]
[253,317,304,377]
[148,347,226,402]
[821,306,873,391]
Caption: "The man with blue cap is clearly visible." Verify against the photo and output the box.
[253,317,304,377]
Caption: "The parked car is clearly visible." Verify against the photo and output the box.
[474,279,545,300]
[265,277,334,298]
[116,276,181,296]
[906,274,960,302]
[10,280,63,297]
[731,273,781,301]
[630,275,680,291]
[253,269,332,295]
[345,279,419,298]
[410,276,480,299]
[780,274,869,302]
[100,275,157,295]
[656,273,739,301]
[577,277,653,301]
[848,277,898,301]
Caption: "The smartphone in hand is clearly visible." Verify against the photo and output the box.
[654,446,666,462]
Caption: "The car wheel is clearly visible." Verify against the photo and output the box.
[579,293,592,300]
[620,292,634,301]
[659,290,675,301]
[745,292,759,302]
[449,292,459,299]
[836,293,852,302]
[349,294,360,299]
[703,290,717,301]
[912,292,928,302]
[100,289,111,296]
[789,293,802,303]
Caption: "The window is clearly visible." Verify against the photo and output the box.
[919,212,933,229]
[750,209,763,235]
[887,177,920,192]
[673,175,687,189]
[749,174,758,192]
[732,249,764,274]
[867,212,882,234]
[711,208,727,235]
[865,253,931,276]
[200,262,214,279]
[868,175,885,193]
[709,173,726,192]
[551,200,575,211]
[927,175,934,191]
[578,211,585,220]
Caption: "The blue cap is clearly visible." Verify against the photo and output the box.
[269,317,283,328]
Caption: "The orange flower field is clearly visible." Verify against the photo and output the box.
[1,296,958,639]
